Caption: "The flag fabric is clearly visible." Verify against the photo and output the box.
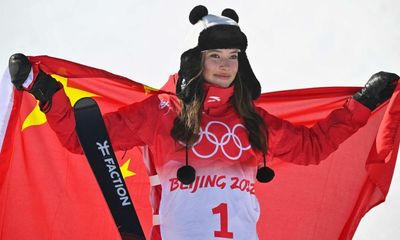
[0,56,157,239]
[1,55,399,240]
[253,87,400,239]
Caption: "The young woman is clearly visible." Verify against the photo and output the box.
[8,5,398,240]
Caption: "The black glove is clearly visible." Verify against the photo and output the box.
[352,71,399,110]
[9,53,61,113]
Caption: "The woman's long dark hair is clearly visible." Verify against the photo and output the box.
[171,54,267,153]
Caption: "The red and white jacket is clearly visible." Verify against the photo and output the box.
[46,83,371,240]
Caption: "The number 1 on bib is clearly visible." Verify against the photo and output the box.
[212,203,234,239]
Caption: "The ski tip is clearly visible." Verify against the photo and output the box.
[74,97,98,110]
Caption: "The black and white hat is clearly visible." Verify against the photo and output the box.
[176,5,261,102]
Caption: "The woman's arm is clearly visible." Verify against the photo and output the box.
[9,53,161,154]
[45,88,84,154]
[46,87,161,154]
[261,71,398,165]
[260,97,371,165]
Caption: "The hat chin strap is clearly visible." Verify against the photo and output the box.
[256,155,275,183]
[177,143,196,185]
[177,143,275,184]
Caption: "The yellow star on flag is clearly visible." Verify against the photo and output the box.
[22,74,98,131]
[120,158,136,179]
[143,85,159,94]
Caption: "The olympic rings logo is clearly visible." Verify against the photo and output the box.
[190,121,251,160]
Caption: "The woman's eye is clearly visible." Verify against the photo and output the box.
[230,55,238,60]
[209,54,220,58]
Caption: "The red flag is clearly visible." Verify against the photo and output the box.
[1,56,399,239]
[253,88,400,239]
[0,56,157,239]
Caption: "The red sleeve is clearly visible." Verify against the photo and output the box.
[260,98,371,165]
[46,87,161,154]
[103,94,161,151]
[46,88,83,154]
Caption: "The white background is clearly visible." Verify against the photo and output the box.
[0,1,399,239]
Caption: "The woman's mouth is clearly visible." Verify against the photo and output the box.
[214,74,231,80]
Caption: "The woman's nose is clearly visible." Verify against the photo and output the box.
[219,58,231,68]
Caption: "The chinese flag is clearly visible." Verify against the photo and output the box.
[1,56,399,240]
[0,56,156,239]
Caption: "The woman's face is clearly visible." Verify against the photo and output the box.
[202,49,239,88]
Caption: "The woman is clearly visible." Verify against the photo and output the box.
[8,5,399,240]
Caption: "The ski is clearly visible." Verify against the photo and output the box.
[74,97,146,240]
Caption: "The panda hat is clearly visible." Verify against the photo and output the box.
[176,5,261,102]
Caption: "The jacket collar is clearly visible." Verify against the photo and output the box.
[203,83,234,116]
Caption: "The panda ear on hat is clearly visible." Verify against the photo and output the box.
[221,8,239,23]
[189,5,208,24]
